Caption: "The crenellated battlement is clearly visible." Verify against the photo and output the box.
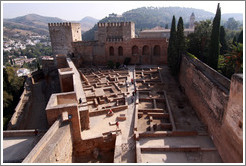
[48,22,81,27]
[98,22,134,28]
[48,22,82,55]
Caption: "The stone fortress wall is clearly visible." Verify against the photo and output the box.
[22,118,73,163]
[96,22,135,42]
[71,22,168,66]
[48,20,168,67]
[179,55,243,162]
[48,22,81,56]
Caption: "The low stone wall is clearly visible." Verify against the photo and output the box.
[135,141,142,163]
[113,134,122,163]
[89,105,128,117]
[3,130,46,137]
[23,119,73,163]
[8,77,33,130]
[179,55,243,162]
[139,131,198,138]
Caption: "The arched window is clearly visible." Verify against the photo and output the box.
[109,46,114,56]
[118,46,123,56]
[132,45,138,56]
[154,45,161,56]
[142,45,149,56]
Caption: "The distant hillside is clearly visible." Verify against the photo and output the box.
[3,14,65,37]
[83,7,215,41]
[221,13,243,22]
[79,16,99,33]
[3,14,98,39]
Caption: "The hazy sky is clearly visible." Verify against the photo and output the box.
[2,1,245,20]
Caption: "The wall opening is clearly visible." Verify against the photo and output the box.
[132,45,138,56]
[118,46,123,56]
[154,45,161,56]
[142,45,149,56]
[109,47,114,56]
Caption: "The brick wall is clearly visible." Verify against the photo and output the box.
[73,135,116,157]
[73,38,168,66]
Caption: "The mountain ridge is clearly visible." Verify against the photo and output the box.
[3,14,98,38]
[3,8,243,40]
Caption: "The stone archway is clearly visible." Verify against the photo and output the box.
[118,46,123,56]
[154,45,161,56]
[132,45,138,56]
[109,46,114,56]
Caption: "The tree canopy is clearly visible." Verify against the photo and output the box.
[3,66,25,129]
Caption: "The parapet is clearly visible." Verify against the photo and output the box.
[48,22,81,27]
[48,22,71,27]
[98,22,134,27]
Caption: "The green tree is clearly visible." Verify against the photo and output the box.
[224,43,243,73]
[237,30,243,43]
[187,20,212,62]
[167,16,178,75]
[115,62,121,69]
[3,91,13,111]
[123,57,131,65]
[220,26,228,55]
[208,3,221,70]
[107,60,114,69]
[3,66,25,129]
[175,17,185,74]
[226,17,239,30]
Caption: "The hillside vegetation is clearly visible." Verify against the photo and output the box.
[83,7,215,41]
[3,7,242,41]
[3,14,98,38]
[3,14,65,37]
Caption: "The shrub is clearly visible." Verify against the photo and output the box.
[115,62,120,69]
[107,60,114,69]
[123,57,131,65]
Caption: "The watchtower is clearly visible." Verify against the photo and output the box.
[96,22,135,42]
[189,12,195,29]
[48,22,82,56]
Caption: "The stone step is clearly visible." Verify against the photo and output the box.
[141,145,201,152]
[139,130,198,138]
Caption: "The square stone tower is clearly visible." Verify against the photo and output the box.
[96,22,135,42]
[48,22,82,56]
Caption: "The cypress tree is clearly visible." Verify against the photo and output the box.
[208,3,221,70]
[237,30,243,43]
[220,26,228,55]
[167,16,177,75]
[176,17,185,74]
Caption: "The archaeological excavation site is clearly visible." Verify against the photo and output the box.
[3,20,243,163]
